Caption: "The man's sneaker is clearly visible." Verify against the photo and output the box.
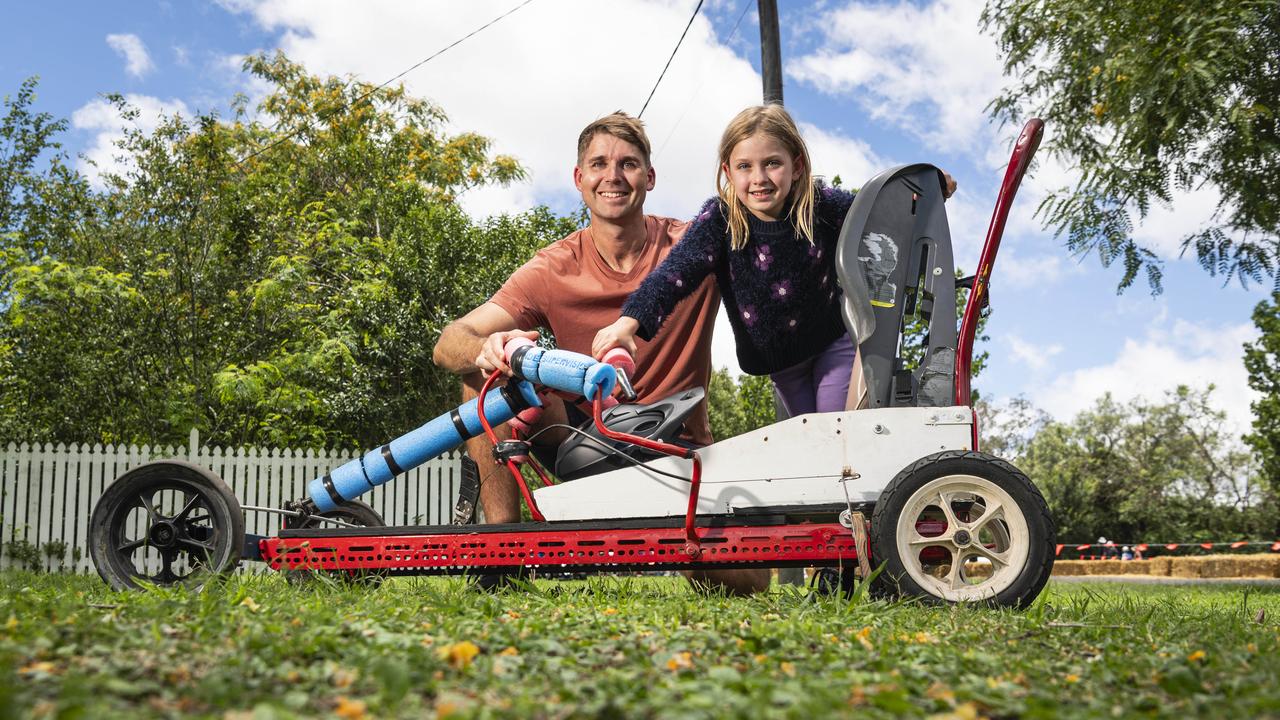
[472,568,528,593]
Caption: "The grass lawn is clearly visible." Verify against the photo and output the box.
[2,570,1278,719]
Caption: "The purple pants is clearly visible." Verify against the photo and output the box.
[770,333,857,416]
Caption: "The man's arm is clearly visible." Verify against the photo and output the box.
[432,302,537,376]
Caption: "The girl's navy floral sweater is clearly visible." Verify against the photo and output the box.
[622,186,855,376]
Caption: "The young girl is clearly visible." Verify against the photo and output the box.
[591,104,858,416]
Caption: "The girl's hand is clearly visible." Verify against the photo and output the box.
[592,317,640,359]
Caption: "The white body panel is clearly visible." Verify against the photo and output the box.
[534,406,973,521]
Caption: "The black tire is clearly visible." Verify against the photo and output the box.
[869,450,1055,608]
[284,500,386,587]
[810,566,857,598]
[89,461,244,591]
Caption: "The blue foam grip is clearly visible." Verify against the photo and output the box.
[515,348,616,398]
[307,380,540,512]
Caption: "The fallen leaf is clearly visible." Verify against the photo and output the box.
[780,661,796,677]
[18,661,57,676]
[238,597,260,613]
[666,651,693,671]
[925,681,955,703]
[331,668,357,688]
[335,696,367,720]
[499,646,519,656]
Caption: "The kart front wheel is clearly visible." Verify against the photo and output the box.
[870,450,1055,608]
[89,461,244,591]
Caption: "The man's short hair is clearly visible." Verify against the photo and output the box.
[576,111,652,167]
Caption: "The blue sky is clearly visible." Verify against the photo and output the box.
[2,0,1270,435]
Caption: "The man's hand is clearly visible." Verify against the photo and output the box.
[591,316,640,359]
[476,329,541,375]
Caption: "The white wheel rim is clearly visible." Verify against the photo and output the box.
[894,473,1030,602]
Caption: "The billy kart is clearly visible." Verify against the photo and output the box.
[87,118,1054,608]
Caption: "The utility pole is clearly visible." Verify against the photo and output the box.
[759,0,802,588]
[758,0,783,105]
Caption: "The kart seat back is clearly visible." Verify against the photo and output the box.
[834,164,958,409]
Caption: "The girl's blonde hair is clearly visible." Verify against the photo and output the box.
[715,105,816,251]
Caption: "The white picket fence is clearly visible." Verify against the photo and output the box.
[0,429,463,573]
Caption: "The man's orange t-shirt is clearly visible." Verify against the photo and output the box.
[489,216,719,445]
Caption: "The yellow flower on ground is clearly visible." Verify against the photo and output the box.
[1187,650,1206,662]
[1065,673,1080,683]
[499,646,519,656]
[602,607,618,615]
[856,626,874,651]
[780,661,796,677]
[438,641,482,669]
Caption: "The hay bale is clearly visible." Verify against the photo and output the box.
[1166,554,1280,578]
[1051,560,1087,576]
[1169,556,1204,578]
[1211,554,1280,578]
[1148,557,1172,576]
[1088,559,1127,576]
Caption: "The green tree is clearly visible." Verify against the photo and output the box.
[1244,291,1280,527]
[982,0,1280,290]
[0,56,576,448]
[706,368,776,440]
[1015,387,1270,543]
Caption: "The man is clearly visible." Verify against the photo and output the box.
[432,112,771,595]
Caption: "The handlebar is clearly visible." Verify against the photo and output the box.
[503,337,620,401]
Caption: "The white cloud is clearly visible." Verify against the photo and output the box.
[71,95,191,185]
[798,121,884,188]
[1006,334,1062,372]
[106,33,155,78]
[216,0,766,221]
[1031,318,1260,436]
[786,0,1004,156]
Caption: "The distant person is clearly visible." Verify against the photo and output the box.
[1098,536,1119,559]
[1121,546,1133,561]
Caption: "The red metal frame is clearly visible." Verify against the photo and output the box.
[955,118,1044,409]
[260,521,858,573]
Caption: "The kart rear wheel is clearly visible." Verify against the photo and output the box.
[870,450,1054,608]
[89,461,244,591]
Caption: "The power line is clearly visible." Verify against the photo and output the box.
[655,0,752,159]
[234,0,536,168]
[638,0,705,119]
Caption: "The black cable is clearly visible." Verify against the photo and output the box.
[638,0,706,118]
[235,0,537,168]
[522,423,693,483]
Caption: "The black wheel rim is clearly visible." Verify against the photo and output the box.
[105,478,230,586]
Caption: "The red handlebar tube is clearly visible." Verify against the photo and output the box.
[955,118,1045,411]
[476,370,546,522]
[592,394,705,556]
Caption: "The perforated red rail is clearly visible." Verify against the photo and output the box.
[261,522,858,575]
